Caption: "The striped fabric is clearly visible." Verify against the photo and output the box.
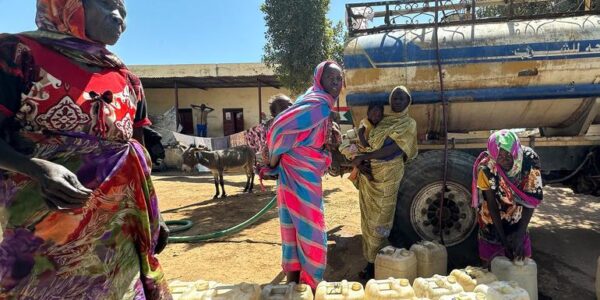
[266,61,340,289]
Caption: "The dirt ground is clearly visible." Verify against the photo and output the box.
[154,172,600,300]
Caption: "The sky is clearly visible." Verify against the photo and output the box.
[0,0,363,65]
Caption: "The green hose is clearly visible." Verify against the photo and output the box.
[165,196,277,243]
[164,220,193,234]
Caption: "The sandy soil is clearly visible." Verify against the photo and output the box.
[154,172,599,299]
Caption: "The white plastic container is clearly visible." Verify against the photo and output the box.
[169,280,261,300]
[364,278,415,300]
[474,281,530,300]
[491,257,537,300]
[410,241,448,277]
[413,275,464,300]
[261,283,314,300]
[169,280,199,300]
[374,246,418,283]
[315,280,365,300]
[438,292,487,300]
[450,266,498,292]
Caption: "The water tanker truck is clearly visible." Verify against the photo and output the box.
[341,0,600,266]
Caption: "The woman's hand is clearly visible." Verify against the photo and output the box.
[357,161,374,181]
[351,155,367,168]
[357,127,369,147]
[269,154,281,168]
[27,158,93,210]
[262,174,279,180]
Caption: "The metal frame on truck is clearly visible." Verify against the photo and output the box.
[341,0,600,267]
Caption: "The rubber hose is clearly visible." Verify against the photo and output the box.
[165,196,277,243]
[164,220,193,234]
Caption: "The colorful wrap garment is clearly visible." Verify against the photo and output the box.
[0,1,170,299]
[472,130,543,262]
[264,61,339,289]
[350,87,418,263]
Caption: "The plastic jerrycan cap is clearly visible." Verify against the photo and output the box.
[423,241,436,249]
[379,247,394,255]
[194,280,210,291]
[435,278,446,287]
[295,284,308,293]
[447,275,457,284]
[399,278,410,287]
[352,282,362,291]
[469,268,483,277]
[399,249,411,257]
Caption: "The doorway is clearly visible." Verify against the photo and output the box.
[223,108,244,136]
[178,108,194,135]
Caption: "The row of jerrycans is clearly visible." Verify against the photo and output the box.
[169,280,313,300]
[168,241,537,300]
[373,241,537,300]
[168,277,529,300]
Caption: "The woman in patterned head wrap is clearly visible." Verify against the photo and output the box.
[0,1,170,298]
[472,129,543,265]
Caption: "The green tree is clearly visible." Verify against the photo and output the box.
[262,0,346,95]
[476,0,583,18]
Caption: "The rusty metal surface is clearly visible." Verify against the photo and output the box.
[343,15,600,137]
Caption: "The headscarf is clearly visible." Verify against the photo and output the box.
[471,129,541,208]
[18,0,125,68]
[486,130,524,177]
[389,85,413,115]
[305,60,342,108]
[267,60,342,155]
[36,0,88,40]
[363,86,418,160]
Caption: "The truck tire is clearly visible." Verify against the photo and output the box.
[389,150,479,268]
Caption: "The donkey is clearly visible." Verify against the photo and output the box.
[181,145,256,198]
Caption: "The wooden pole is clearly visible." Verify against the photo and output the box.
[175,81,180,131]
[258,80,263,123]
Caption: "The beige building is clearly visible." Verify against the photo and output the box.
[130,63,349,137]
[131,63,286,137]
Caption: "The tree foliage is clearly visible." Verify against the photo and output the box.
[477,0,583,18]
[262,0,345,95]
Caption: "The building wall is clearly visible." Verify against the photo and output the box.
[144,87,289,137]
[144,87,350,137]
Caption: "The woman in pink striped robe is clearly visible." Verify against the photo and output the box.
[265,61,343,289]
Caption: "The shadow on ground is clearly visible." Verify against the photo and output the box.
[325,226,366,283]
[162,189,279,250]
